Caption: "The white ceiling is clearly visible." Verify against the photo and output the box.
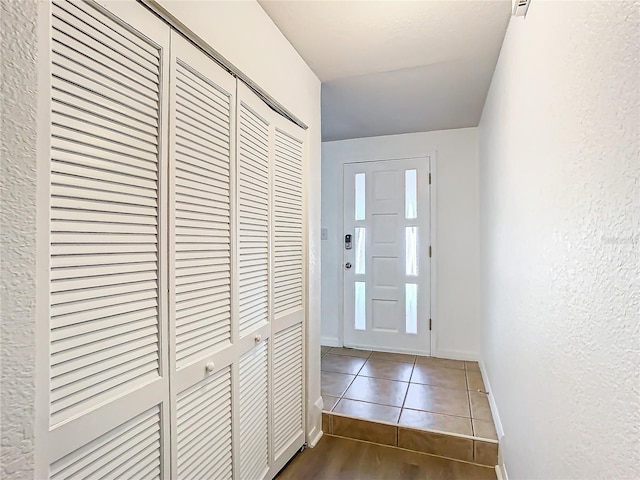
[258,0,512,141]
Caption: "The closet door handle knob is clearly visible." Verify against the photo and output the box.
[255,334,262,343]
[205,362,215,373]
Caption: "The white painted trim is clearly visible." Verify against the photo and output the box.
[302,125,310,453]
[341,343,428,356]
[305,395,323,446]
[303,125,311,441]
[34,2,52,477]
[479,360,505,440]
[498,456,510,480]
[337,163,346,348]
[429,152,437,357]
[306,427,323,448]
[304,126,320,449]
[320,336,340,347]
[433,349,478,362]
[480,359,508,478]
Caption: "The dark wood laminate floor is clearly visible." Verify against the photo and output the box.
[276,435,497,480]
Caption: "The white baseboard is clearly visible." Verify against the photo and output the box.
[497,457,509,480]
[342,342,429,356]
[321,342,479,361]
[434,348,479,362]
[306,426,323,448]
[320,336,340,347]
[479,359,508,476]
[306,395,324,448]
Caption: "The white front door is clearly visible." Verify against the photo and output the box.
[343,158,430,354]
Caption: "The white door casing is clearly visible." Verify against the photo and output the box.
[343,158,431,355]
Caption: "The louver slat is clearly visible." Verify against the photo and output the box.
[273,323,304,457]
[176,367,232,480]
[239,342,269,480]
[49,0,162,427]
[237,105,270,336]
[57,2,158,59]
[50,406,162,480]
[173,60,232,368]
[273,130,304,316]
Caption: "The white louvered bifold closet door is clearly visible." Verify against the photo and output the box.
[235,82,274,480]
[44,1,171,478]
[167,33,236,480]
[270,111,307,475]
[236,82,306,479]
[42,3,307,479]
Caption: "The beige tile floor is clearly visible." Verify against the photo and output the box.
[321,346,498,441]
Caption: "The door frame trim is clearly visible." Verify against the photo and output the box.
[429,152,437,357]
[338,154,437,357]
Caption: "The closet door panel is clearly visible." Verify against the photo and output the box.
[236,82,307,479]
[169,33,235,375]
[43,2,171,477]
[50,406,162,480]
[272,323,303,457]
[167,33,236,480]
[237,102,270,338]
[269,113,307,475]
[173,56,233,368]
[235,83,281,479]
[239,341,270,480]
[272,126,305,327]
[176,367,232,480]
[50,0,164,425]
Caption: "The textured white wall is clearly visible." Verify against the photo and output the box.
[479,2,640,478]
[0,0,39,478]
[322,128,481,359]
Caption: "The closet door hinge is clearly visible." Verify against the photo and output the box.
[429,246,432,257]
[429,318,432,331]
[429,173,431,184]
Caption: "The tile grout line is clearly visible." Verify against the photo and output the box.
[330,348,372,412]
[396,355,418,425]
[464,366,479,438]
[464,366,477,437]
[467,389,475,437]
[335,369,357,412]
[467,381,477,462]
